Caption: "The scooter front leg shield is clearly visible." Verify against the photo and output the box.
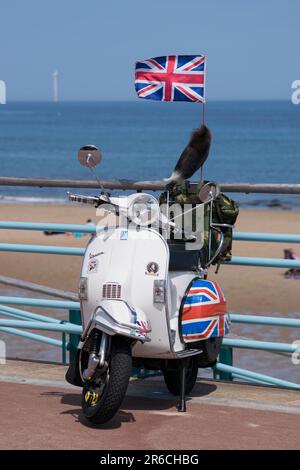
[93,300,151,342]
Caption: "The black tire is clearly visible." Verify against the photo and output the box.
[81,337,132,424]
[163,357,198,396]
[197,337,223,368]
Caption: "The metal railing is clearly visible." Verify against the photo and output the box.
[1,176,300,194]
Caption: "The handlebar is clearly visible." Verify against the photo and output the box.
[68,193,102,206]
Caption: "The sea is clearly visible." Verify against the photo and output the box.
[1,101,300,382]
[0,100,300,208]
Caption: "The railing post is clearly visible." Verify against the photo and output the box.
[68,309,82,363]
[214,346,233,381]
[61,331,67,365]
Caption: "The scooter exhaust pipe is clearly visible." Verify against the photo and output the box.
[82,332,108,381]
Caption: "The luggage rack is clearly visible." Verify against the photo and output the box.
[161,187,228,273]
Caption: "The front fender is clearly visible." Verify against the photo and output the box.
[65,349,85,387]
[93,300,151,342]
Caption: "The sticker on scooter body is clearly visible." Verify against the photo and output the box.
[120,230,128,240]
[89,251,104,259]
[87,259,98,273]
[145,261,159,276]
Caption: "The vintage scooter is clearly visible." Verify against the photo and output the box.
[66,145,230,424]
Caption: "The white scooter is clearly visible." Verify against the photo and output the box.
[66,145,230,424]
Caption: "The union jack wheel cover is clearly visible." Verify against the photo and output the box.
[179,278,230,344]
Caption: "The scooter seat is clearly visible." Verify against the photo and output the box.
[168,241,208,271]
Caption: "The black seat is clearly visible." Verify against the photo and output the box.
[168,241,208,271]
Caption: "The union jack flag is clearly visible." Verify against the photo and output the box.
[181,279,229,343]
[135,55,206,103]
[136,319,151,333]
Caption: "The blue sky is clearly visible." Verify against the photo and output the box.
[1,0,299,101]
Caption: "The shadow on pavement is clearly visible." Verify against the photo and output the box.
[191,381,217,397]
[39,380,217,429]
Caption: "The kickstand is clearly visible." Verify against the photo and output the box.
[177,358,187,412]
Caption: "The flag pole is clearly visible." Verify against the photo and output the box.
[202,54,207,127]
[200,102,205,184]
[200,55,207,183]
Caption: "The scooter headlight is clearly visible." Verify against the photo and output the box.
[128,194,159,226]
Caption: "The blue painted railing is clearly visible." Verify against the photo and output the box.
[233,232,300,243]
[0,221,96,233]
[1,220,300,242]
[1,243,300,269]
[0,296,79,309]
[214,363,300,389]
[0,243,85,256]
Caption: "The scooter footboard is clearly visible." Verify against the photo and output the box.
[180,278,230,344]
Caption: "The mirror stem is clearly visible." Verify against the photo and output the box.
[87,164,111,203]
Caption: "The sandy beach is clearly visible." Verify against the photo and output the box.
[0,203,300,315]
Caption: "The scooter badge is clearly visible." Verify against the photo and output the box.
[145,261,159,276]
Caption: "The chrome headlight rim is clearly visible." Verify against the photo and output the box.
[128,193,160,227]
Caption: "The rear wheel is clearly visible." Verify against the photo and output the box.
[163,357,198,396]
[197,337,223,368]
[81,337,132,424]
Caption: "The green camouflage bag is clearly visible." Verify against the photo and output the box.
[210,193,239,270]
[159,180,201,205]
[159,181,202,240]
[159,181,239,269]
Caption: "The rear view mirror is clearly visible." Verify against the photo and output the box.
[78,145,101,168]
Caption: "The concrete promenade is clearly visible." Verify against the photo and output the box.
[0,359,299,450]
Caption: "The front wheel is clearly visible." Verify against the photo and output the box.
[82,337,132,424]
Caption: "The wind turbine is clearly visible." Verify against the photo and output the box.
[53,70,59,102]
[0,80,6,104]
